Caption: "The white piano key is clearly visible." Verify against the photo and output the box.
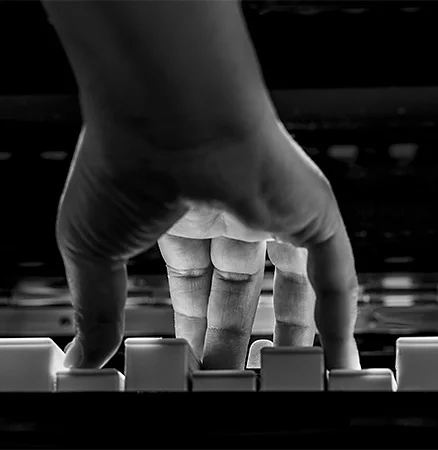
[0,338,65,391]
[56,369,125,392]
[260,346,324,391]
[396,337,438,391]
[192,370,257,392]
[328,369,397,391]
[124,338,199,391]
[246,339,273,369]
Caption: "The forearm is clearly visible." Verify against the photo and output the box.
[42,0,276,151]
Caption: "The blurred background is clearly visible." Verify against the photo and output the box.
[1,0,438,372]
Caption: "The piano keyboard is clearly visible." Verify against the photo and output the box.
[0,336,437,392]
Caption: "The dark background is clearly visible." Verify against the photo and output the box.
[1,0,438,280]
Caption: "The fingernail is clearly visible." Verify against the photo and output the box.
[64,339,84,368]
[64,341,73,353]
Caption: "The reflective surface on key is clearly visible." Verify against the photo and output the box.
[192,370,257,392]
[56,369,125,392]
[328,368,397,391]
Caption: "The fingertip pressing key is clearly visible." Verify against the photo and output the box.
[64,339,84,368]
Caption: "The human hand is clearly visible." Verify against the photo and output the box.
[44,0,359,371]
[58,119,360,371]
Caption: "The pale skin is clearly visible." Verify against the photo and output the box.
[43,0,361,371]
[159,206,316,369]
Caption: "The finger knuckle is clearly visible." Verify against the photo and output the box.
[166,264,211,278]
[214,268,256,282]
[267,242,308,274]
[211,237,265,275]
[275,319,314,331]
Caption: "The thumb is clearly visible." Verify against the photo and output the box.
[64,339,82,368]
[61,256,127,369]
[56,124,185,369]
[64,327,122,369]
